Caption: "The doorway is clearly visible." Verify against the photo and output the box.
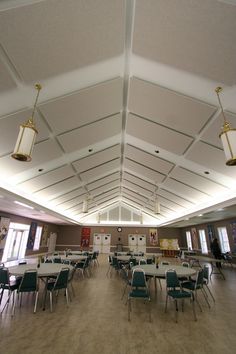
[128,234,146,253]
[93,234,111,253]
[2,223,29,262]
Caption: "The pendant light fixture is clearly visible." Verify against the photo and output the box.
[11,83,42,162]
[215,87,236,166]
[154,188,161,214]
[82,197,89,213]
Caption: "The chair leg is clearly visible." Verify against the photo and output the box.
[65,288,69,307]
[201,288,211,308]
[1,290,12,314]
[175,300,178,323]
[128,298,131,321]
[34,291,39,313]
[205,284,215,302]
[49,292,53,312]
[165,295,168,313]
[191,293,197,321]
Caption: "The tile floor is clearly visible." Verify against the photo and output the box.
[0,255,236,354]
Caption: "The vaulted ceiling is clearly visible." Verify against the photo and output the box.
[0,0,236,226]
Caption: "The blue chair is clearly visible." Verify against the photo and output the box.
[182,268,210,311]
[12,269,39,315]
[0,268,20,314]
[46,267,70,312]
[128,268,151,321]
[165,269,196,322]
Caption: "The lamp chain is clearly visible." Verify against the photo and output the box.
[215,87,228,125]
[31,84,42,122]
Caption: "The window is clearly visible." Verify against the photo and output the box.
[217,227,230,253]
[33,226,43,251]
[199,229,208,254]
[2,222,30,262]
[186,231,192,250]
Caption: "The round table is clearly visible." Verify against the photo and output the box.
[47,255,87,263]
[8,263,73,277]
[132,264,196,278]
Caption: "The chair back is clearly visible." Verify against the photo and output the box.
[131,269,147,289]
[182,262,189,268]
[166,269,180,289]
[195,269,204,289]
[139,258,147,265]
[203,266,209,282]
[161,261,170,266]
[54,268,70,290]
[18,270,37,292]
[0,268,9,285]
[53,257,62,263]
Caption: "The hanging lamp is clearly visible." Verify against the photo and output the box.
[11,83,42,162]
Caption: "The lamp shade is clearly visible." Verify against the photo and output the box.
[82,199,88,213]
[11,119,38,162]
[219,124,236,166]
[154,200,161,214]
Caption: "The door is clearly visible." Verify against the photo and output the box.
[93,234,111,253]
[128,234,146,253]
[48,232,57,253]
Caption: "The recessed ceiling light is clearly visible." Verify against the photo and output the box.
[88,148,93,152]
[155,150,159,153]
[14,201,34,209]
[204,171,210,175]
[198,214,203,217]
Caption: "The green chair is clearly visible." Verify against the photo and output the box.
[120,266,132,300]
[182,268,210,310]
[128,268,151,321]
[12,269,39,315]
[165,269,196,323]
[0,268,20,313]
[203,266,215,303]
[75,257,90,278]
[46,267,70,312]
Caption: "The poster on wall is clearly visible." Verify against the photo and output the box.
[0,217,10,249]
[149,228,158,245]
[81,227,91,248]
[27,222,37,249]
[41,224,48,247]
[230,221,236,253]
[191,227,199,250]
[160,239,179,250]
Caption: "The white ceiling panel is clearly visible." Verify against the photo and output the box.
[18,165,75,193]
[158,189,194,209]
[34,176,80,200]
[186,141,236,179]
[0,0,124,82]
[127,114,193,155]
[129,77,216,135]
[90,180,120,197]
[80,159,120,183]
[133,0,236,85]
[48,187,86,206]
[123,172,156,193]
[122,180,153,198]
[0,139,63,177]
[163,178,210,204]
[124,158,165,184]
[0,0,236,227]
[57,114,122,153]
[73,145,120,173]
[170,167,229,196]
[125,144,174,175]
[39,78,123,135]
[0,57,17,92]
[87,172,120,191]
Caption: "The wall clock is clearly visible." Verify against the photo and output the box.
[117,227,122,232]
